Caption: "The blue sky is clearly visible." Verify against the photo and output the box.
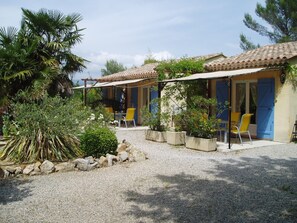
[1,0,269,79]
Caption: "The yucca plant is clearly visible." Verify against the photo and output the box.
[0,95,103,162]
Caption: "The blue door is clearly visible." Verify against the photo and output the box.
[150,87,158,114]
[216,81,229,121]
[257,78,274,139]
[131,87,138,124]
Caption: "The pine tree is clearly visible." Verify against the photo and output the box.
[240,0,297,51]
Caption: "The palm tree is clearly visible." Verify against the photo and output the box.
[0,8,86,102]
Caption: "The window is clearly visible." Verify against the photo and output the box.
[235,81,257,124]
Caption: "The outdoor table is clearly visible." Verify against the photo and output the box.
[219,120,228,143]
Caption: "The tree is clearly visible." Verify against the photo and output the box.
[240,0,297,51]
[101,59,126,76]
[143,51,159,65]
[0,8,86,104]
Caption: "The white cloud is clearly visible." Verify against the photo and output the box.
[74,50,175,80]
[87,50,174,68]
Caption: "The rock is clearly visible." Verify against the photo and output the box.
[3,169,9,178]
[116,143,127,153]
[98,156,108,168]
[130,149,147,162]
[55,162,76,172]
[40,160,55,174]
[15,167,23,175]
[118,151,129,162]
[84,156,95,164]
[30,171,42,176]
[5,166,16,174]
[123,140,131,147]
[0,167,5,179]
[23,164,35,175]
[88,162,98,171]
[34,161,42,172]
[106,154,118,167]
[73,158,90,171]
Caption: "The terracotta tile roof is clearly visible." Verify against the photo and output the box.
[98,63,159,82]
[97,53,225,82]
[205,41,297,71]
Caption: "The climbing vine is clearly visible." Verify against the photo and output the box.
[155,57,204,81]
[286,64,297,90]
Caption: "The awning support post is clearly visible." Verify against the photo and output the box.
[228,78,232,149]
[83,79,87,106]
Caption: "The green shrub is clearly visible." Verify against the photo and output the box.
[80,127,118,157]
[0,95,105,162]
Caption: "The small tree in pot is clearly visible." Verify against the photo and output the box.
[178,96,220,151]
[141,98,170,142]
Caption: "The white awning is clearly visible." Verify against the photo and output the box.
[72,84,92,89]
[163,68,266,82]
[101,78,145,87]
[72,82,109,90]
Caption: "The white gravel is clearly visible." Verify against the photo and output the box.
[1,129,297,223]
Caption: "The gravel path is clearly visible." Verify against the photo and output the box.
[1,129,297,223]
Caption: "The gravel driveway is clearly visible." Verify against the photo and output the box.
[1,129,297,223]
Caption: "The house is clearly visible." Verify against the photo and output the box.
[91,53,226,124]
[170,41,297,143]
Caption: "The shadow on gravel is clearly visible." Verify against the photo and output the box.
[124,156,297,222]
[0,178,33,205]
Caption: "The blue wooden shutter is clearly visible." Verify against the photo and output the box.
[257,78,274,139]
[216,81,229,121]
[150,87,158,114]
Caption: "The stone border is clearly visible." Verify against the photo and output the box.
[0,141,147,179]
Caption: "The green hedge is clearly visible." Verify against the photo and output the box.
[80,127,118,157]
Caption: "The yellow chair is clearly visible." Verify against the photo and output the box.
[122,108,136,128]
[231,113,253,144]
[231,112,241,126]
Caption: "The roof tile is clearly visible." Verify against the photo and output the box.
[205,41,297,71]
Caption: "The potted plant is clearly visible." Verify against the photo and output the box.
[182,96,220,152]
[166,107,186,145]
[141,98,170,143]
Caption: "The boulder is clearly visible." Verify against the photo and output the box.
[106,154,118,167]
[73,158,90,171]
[34,161,42,172]
[116,143,127,153]
[98,156,108,168]
[88,162,98,171]
[3,169,9,178]
[30,171,42,176]
[0,167,4,179]
[123,140,131,147]
[130,149,147,162]
[23,164,35,175]
[84,156,95,164]
[5,166,16,174]
[55,162,76,172]
[15,167,23,175]
[40,160,55,174]
[118,151,129,162]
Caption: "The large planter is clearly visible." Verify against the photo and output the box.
[185,136,217,152]
[166,131,185,145]
[145,129,167,143]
